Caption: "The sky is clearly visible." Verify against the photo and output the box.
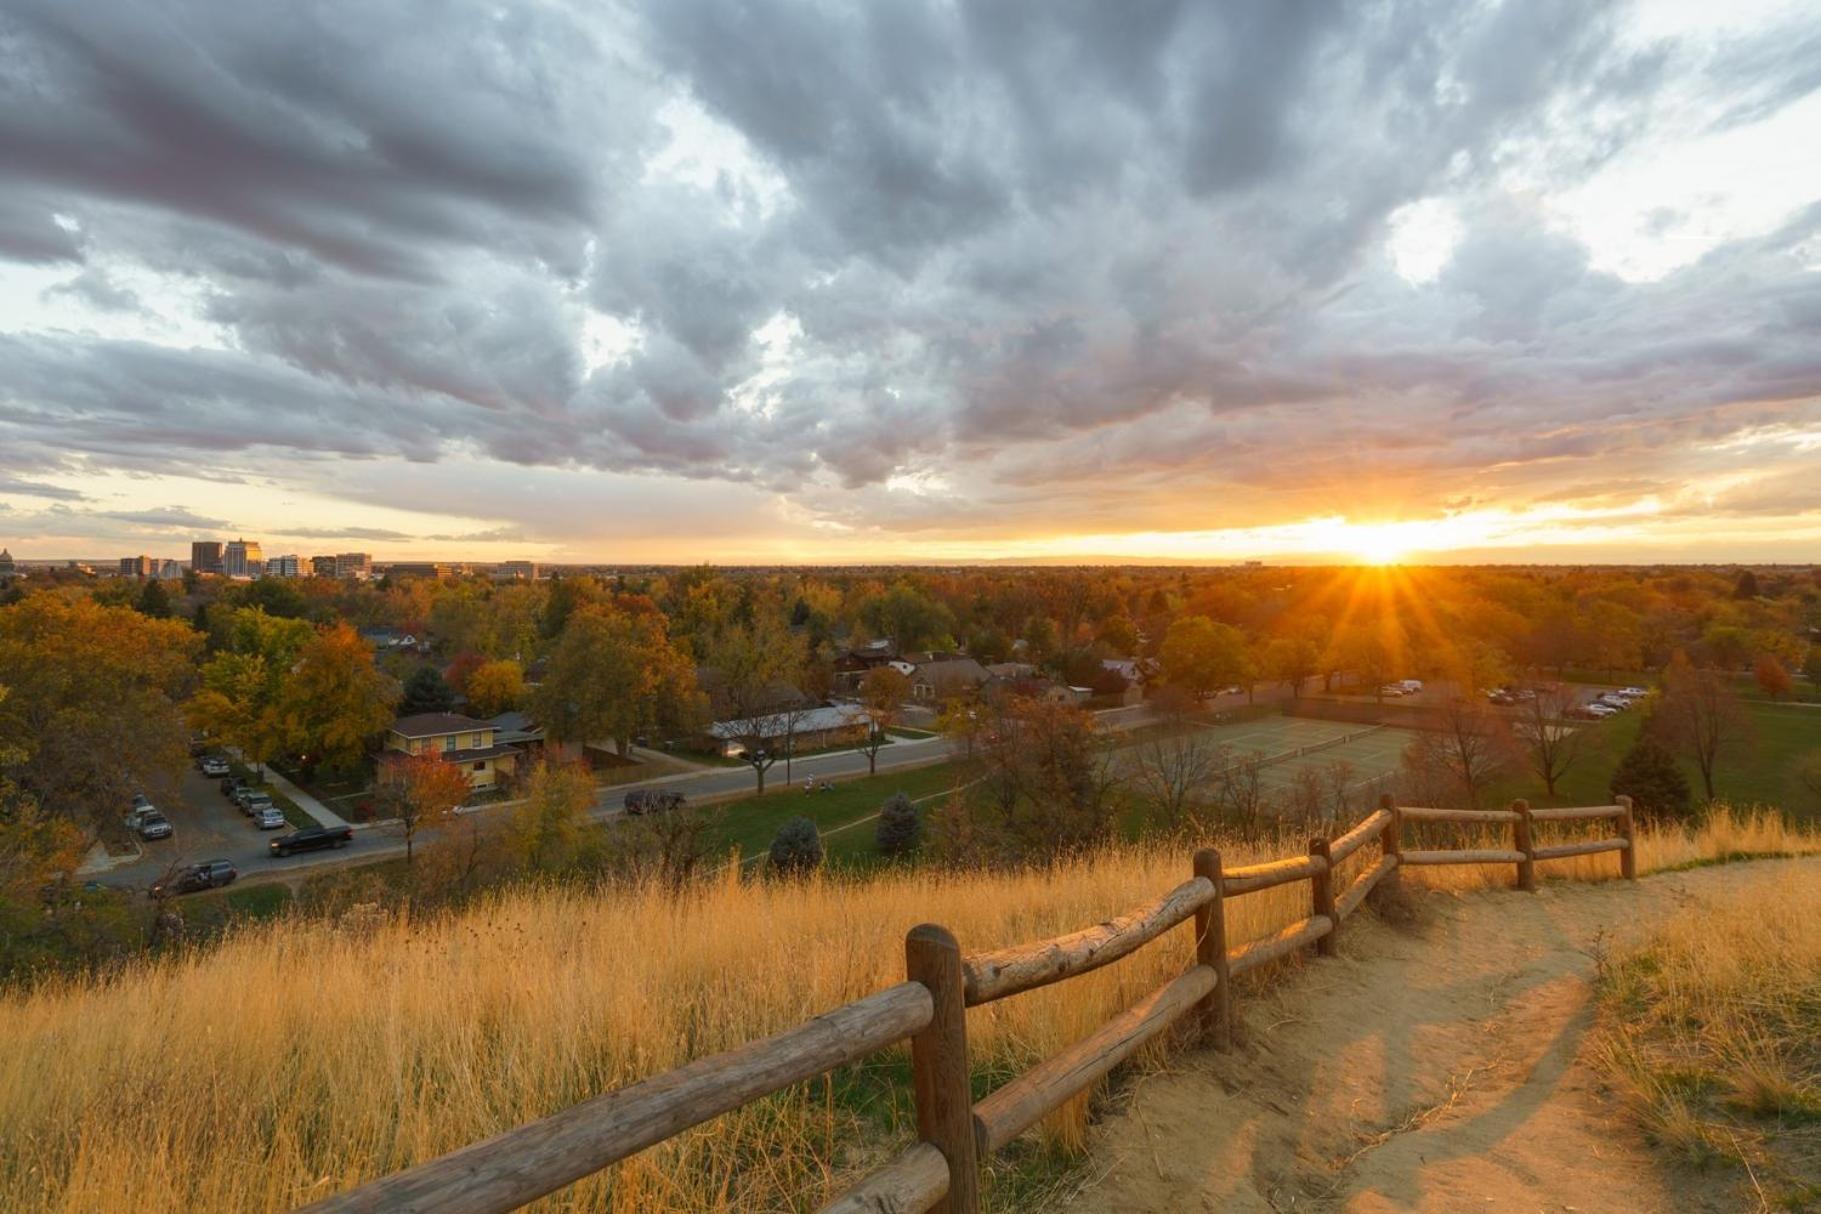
[1,0,1819,567]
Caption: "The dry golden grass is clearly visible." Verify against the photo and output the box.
[1593,860,1821,1208]
[0,808,1812,1212]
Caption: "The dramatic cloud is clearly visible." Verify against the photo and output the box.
[1,0,1818,560]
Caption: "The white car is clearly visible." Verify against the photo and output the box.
[1397,679,1424,693]
[1596,693,1631,709]
[1378,684,1407,697]
[1583,702,1618,718]
[1618,686,1649,698]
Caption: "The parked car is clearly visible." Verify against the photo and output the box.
[1596,693,1632,709]
[150,859,236,897]
[1618,686,1649,699]
[1397,679,1424,694]
[624,789,686,816]
[199,755,230,778]
[269,824,354,857]
[125,807,174,840]
[253,806,287,830]
[132,792,152,810]
[1378,684,1408,697]
[233,785,269,811]
[240,793,274,817]
[220,776,243,799]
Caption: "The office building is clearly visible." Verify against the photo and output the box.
[266,554,303,578]
[190,540,223,575]
[223,538,264,578]
[119,555,154,578]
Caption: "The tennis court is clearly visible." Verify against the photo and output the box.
[1178,713,1418,799]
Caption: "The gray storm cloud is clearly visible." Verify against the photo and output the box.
[0,0,1817,548]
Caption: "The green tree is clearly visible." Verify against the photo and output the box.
[769,816,824,875]
[706,613,805,793]
[534,609,698,757]
[464,659,525,718]
[1160,616,1249,698]
[875,792,921,858]
[190,608,315,775]
[1609,736,1693,822]
[1261,635,1320,698]
[134,578,172,619]
[399,665,456,716]
[503,759,594,873]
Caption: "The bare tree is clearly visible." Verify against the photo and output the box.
[1514,683,1584,796]
[1208,749,1265,835]
[1431,694,1512,809]
[1654,658,1748,800]
[857,666,910,776]
[1131,725,1221,828]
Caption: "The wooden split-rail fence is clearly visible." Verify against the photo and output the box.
[300,794,1638,1214]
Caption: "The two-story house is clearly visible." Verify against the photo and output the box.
[385,712,521,790]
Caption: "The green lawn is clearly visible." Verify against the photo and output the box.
[1481,699,1821,822]
[710,762,963,865]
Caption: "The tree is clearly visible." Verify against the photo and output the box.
[376,751,470,863]
[706,614,805,795]
[189,606,314,776]
[503,759,593,873]
[0,596,200,831]
[1261,635,1320,698]
[279,623,398,775]
[1160,616,1248,698]
[535,608,697,758]
[1327,619,1403,700]
[1609,736,1693,822]
[1132,725,1222,828]
[1753,654,1794,700]
[399,665,456,715]
[769,816,823,876]
[1733,569,1761,600]
[875,792,921,858]
[969,698,1120,860]
[134,578,172,619]
[1654,655,1747,800]
[1427,694,1512,809]
[857,666,910,775]
[465,659,525,719]
[1513,683,1583,797]
[0,687,87,893]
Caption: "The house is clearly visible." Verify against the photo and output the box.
[1099,657,1150,706]
[907,656,990,704]
[385,712,521,789]
[832,639,900,691]
[704,703,872,758]
[487,710,547,756]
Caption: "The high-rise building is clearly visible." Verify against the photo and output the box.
[190,541,223,575]
[119,555,154,578]
[0,548,14,577]
[494,560,541,581]
[156,559,183,580]
[335,552,373,579]
[310,555,339,577]
[223,539,264,578]
[266,554,303,578]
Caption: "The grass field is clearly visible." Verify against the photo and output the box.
[0,810,1810,1213]
[709,761,963,863]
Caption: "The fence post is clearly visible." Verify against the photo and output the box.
[1192,848,1231,1050]
[1310,837,1337,956]
[905,925,981,1214]
[1512,798,1535,892]
[1615,795,1637,880]
[1379,793,1402,896]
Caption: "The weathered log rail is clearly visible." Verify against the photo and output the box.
[299,795,1636,1213]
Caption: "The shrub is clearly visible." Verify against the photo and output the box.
[1610,735,1693,822]
[875,792,921,858]
[768,816,823,875]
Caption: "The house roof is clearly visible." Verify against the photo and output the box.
[444,743,522,763]
[912,657,989,685]
[391,712,492,739]
[708,702,870,741]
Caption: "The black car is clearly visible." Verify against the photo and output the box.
[269,824,354,857]
[220,776,244,799]
[150,859,237,897]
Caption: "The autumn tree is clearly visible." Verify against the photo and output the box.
[706,613,806,794]
[1653,655,1748,800]
[376,750,470,863]
[279,623,398,776]
[503,759,594,873]
[1753,654,1793,700]
[1409,695,1511,808]
[1160,616,1249,698]
[0,595,200,830]
[1132,725,1222,828]
[534,608,698,758]
[1261,635,1321,698]
[189,607,314,776]
[1327,619,1404,700]
[857,666,910,775]
[464,659,525,718]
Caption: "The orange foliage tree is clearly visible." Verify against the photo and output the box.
[377,751,471,863]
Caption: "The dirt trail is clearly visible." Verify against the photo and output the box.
[1061,859,1818,1214]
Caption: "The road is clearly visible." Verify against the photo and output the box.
[94,684,1287,894]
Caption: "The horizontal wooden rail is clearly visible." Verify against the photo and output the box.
[1400,847,1526,866]
[1528,804,1623,822]
[1398,806,1520,824]
[815,1141,949,1214]
[299,982,934,1214]
[1228,915,1334,977]
[1532,837,1628,861]
[1223,853,1326,896]
[1328,809,1391,864]
[962,876,1214,1006]
[1334,854,1398,920]
[972,965,1216,1153]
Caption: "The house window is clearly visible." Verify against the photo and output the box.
[473,761,487,772]
[442,735,455,752]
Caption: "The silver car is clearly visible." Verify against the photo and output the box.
[254,806,287,830]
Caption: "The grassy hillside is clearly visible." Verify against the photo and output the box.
[0,812,1814,1213]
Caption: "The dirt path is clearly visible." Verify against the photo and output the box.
[1061,859,1818,1213]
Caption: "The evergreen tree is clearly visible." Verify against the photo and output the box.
[768,816,824,876]
[135,578,172,619]
[400,665,456,716]
[1609,735,1693,822]
[875,792,921,858]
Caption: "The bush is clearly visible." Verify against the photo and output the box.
[875,792,921,858]
[768,816,823,876]
[1610,735,1693,822]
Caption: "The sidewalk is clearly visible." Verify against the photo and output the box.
[261,765,353,829]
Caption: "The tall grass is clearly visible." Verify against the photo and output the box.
[1593,864,1821,1208]
[0,809,1812,1212]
